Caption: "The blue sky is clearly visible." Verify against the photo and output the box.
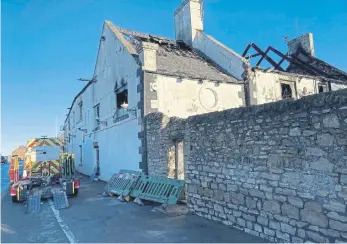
[1,0,347,155]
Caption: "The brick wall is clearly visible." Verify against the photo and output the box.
[145,88,347,243]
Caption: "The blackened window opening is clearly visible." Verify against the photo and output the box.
[116,89,128,109]
[281,83,293,99]
[318,85,324,93]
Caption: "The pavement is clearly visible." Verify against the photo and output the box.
[1,173,266,243]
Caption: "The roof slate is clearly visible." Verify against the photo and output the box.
[117,25,241,83]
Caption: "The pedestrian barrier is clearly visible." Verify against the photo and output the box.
[51,189,69,210]
[25,190,42,214]
[130,176,184,205]
[104,170,143,197]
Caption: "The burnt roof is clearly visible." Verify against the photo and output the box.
[118,26,241,83]
[287,46,347,81]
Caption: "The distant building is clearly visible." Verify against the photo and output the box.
[64,0,347,181]
[11,145,26,160]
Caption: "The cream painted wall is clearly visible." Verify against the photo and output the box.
[249,70,323,105]
[193,32,247,80]
[331,82,347,91]
[64,23,141,181]
[155,75,245,118]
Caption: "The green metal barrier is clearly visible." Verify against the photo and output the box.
[60,153,75,179]
[104,170,143,197]
[130,176,184,205]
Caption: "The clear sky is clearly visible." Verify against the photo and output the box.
[1,0,347,155]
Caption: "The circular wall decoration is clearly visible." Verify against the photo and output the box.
[199,86,218,110]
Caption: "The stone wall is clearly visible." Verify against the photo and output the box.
[145,88,347,243]
[145,113,186,178]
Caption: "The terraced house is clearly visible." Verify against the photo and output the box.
[63,0,347,181]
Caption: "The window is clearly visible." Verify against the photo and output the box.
[78,102,83,121]
[281,83,293,99]
[68,119,70,130]
[318,84,328,93]
[72,111,75,125]
[94,104,100,128]
[79,145,82,166]
[115,86,128,110]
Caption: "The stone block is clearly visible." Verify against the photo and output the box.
[264,227,275,236]
[340,174,347,184]
[275,187,297,196]
[292,236,304,243]
[305,201,323,212]
[281,222,297,235]
[233,210,242,217]
[305,147,327,157]
[213,203,224,213]
[276,230,290,242]
[323,114,340,128]
[306,230,327,243]
[242,213,256,222]
[269,220,281,230]
[300,209,328,228]
[317,133,334,147]
[298,229,306,238]
[261,172,280,181]
[319,228,340,238]
[263,200,281,214]
[288,196,304,208]
[289,127,301,136]
[246,197,257,209]
[282,204,300,220]
[227,214,236,223]
[323,200,346,213]
[274,195,287,202]
[246,221,253,229]
[257,216,269,226]
[230,192,245,205]
[310,158,334,172]
[254,223,263,233]
[329,219,347,231]
[249,189,265,198]
[227,184,238,192]
[237,218,246,227]
[327,211,347,222]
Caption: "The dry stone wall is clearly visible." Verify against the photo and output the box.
[145,89,347,243]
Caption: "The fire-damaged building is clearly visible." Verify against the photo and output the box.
[63,0,347,181]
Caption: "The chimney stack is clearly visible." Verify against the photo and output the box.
[174,0,203,46]
[287,33,314,56]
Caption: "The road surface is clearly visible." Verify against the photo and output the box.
[1,174,266,243]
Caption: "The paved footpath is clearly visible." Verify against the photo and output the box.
[1,174,266,243]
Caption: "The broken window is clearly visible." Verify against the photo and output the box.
[115,86,128,109]
[281,83,293,99]
[318,84,328,93]
[78,102,83,121]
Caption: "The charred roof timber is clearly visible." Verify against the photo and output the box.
[242,43,347,83]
